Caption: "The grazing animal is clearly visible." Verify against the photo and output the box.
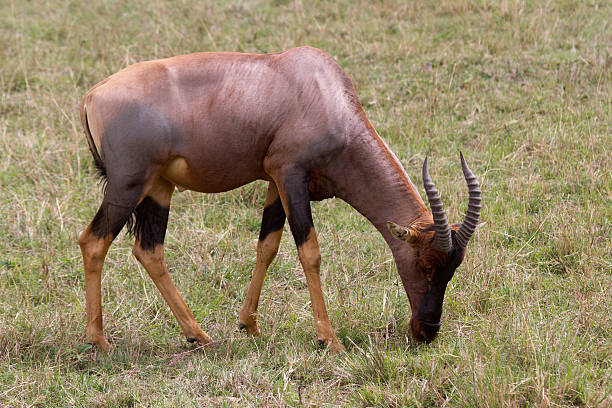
[78,46,481,352]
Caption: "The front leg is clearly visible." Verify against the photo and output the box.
[275,168,345,352]
[239,182,285,335]
[297,228,344,352]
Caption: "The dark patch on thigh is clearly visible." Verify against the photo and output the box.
[129,197,170,250]
[259,197,286,242]
[101,102,175,188]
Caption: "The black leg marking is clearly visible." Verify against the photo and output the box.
[90,202,135,239]
[128,197,170,251]
[258,197,286,242]
[283,170,314,247]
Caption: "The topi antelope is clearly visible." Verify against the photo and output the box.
[78,46,481,352]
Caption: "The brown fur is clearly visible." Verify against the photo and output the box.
[79,47,471,350]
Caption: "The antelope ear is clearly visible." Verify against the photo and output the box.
[386,221,420,244]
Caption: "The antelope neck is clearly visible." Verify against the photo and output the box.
[332,122,431,243]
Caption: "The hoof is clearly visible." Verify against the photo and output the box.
[186,331,214,347]
[87,337,111,352]
[331,341,346,353]
[238,322,261,336]
[186,337,214,348]
[316,337,345,353]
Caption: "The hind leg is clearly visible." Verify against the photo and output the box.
[79,228,113,351]
[78,187,140,351]
[131,179,213,346]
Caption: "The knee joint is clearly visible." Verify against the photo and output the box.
[132,244,164,265]
[79,230,110,263]
[299,251,321,270]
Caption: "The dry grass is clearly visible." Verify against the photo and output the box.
[1,0,610,406]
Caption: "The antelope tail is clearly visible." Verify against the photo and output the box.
[80,102,106,179]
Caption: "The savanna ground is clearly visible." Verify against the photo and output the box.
[1,0,610,406]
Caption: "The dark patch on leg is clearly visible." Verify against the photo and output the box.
[258,197,286,242]
[238,323,247,331]
[128,197,170,251]
[90,202,135,239]
[186,337,196,343]
[283,169,314,247]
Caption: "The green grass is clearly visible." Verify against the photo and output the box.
[1,0,610,406]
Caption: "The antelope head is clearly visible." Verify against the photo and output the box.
[387,152,482,343]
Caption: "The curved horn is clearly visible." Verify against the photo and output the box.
[455,152,482,249]
[422,157,452,253]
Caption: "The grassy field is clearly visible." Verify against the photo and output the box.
[1,0,610,406]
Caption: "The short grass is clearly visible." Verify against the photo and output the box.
[1,0,610,406]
